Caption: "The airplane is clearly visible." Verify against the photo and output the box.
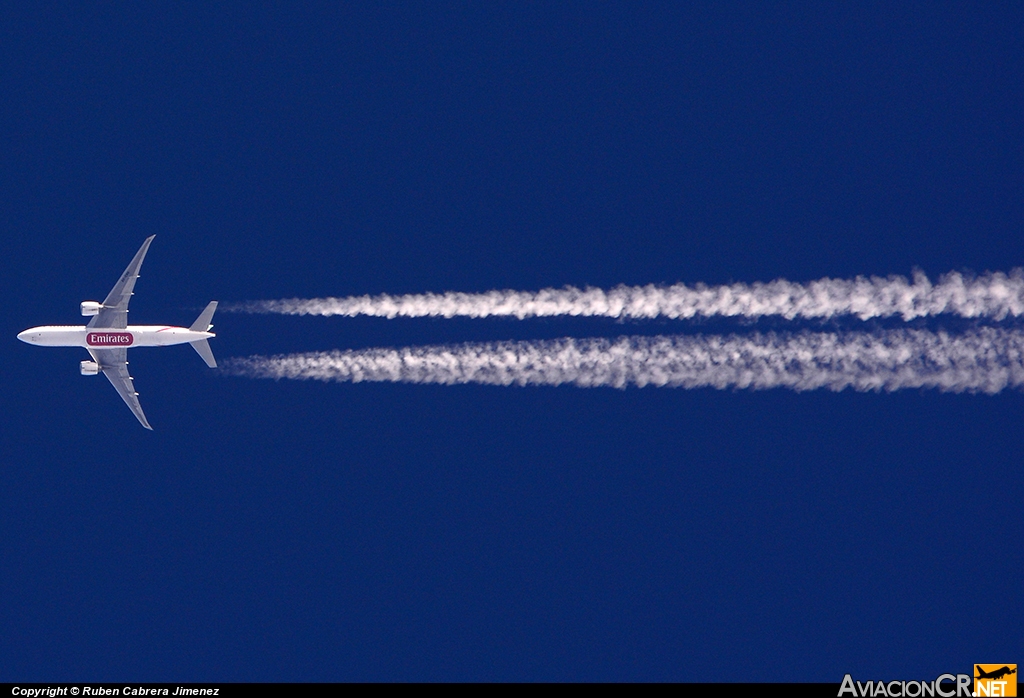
[976,666,1017,681]
[17,235,217,430]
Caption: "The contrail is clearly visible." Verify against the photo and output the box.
[221,328,1024,394]
[226,270,1024,322]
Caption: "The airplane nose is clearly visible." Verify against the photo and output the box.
[17,330,32,343]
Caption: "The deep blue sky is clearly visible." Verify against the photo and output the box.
[2,3,1021,681]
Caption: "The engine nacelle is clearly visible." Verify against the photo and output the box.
[81,301,102,316]
[80,360,100,376]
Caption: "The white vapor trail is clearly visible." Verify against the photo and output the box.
[228,270,1024,322]
[221,328,1024,394]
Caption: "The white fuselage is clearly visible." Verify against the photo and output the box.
[17,325,214,348]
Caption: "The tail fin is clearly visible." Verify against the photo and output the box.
[190,339,217,368]
[190,301,218,332]
[190,301,218,368]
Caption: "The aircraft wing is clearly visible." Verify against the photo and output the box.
[89,348,153,430]
[88,235,156,329]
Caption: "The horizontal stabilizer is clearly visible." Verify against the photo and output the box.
[190,301,218,332]
[191,339,217,368]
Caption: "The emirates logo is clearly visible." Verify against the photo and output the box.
[87,332,133,346]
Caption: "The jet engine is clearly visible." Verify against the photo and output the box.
[81,301,102,316]
[80,360,100,375]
